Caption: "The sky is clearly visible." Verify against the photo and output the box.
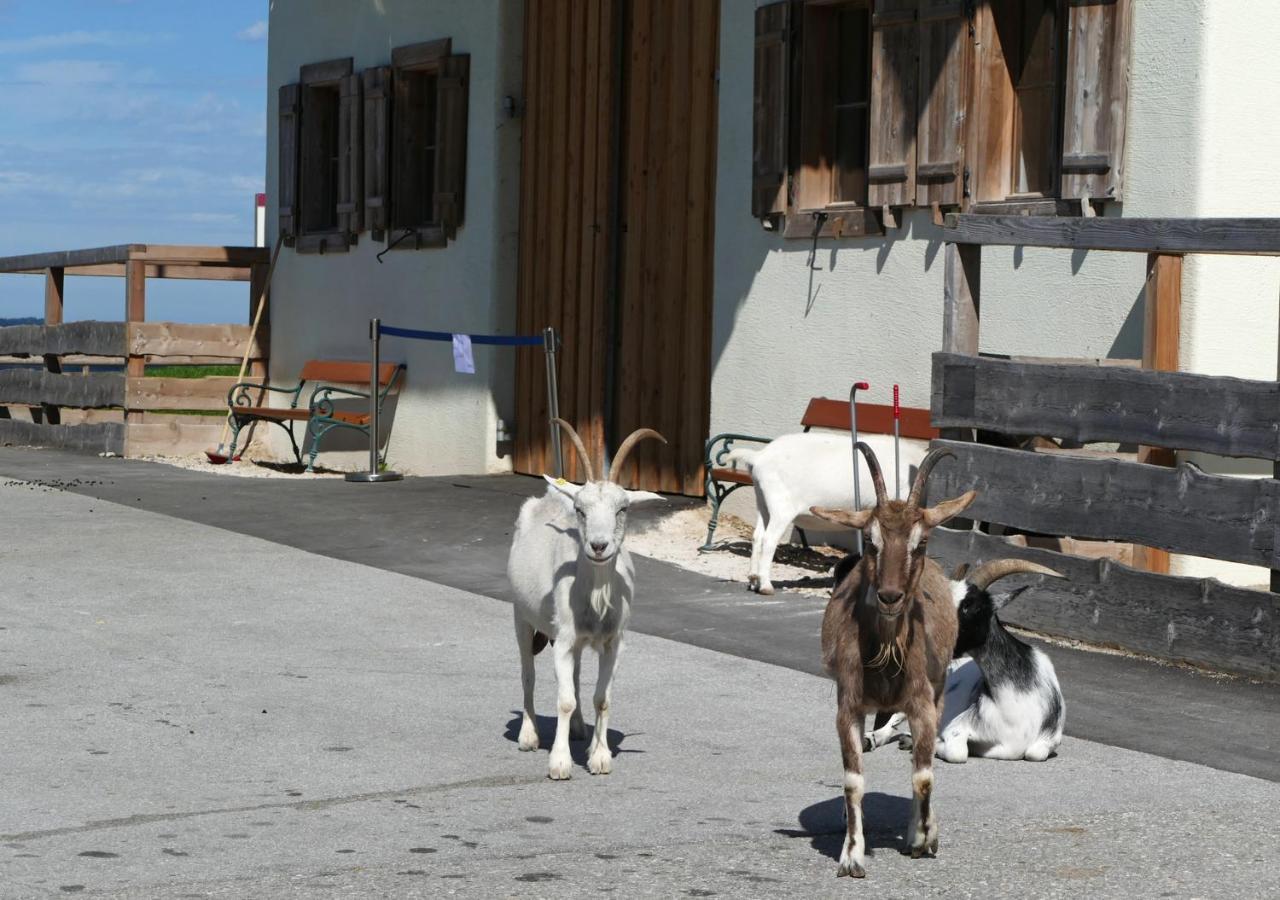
[0,0,267,323]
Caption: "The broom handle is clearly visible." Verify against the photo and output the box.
[217,232,285,448]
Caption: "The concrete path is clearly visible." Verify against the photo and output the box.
[3,480,1279,898]
[1,448,1277,785]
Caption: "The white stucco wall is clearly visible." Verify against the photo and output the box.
[264,0,523,475]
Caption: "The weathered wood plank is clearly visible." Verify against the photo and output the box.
[127,245,267,266]
[124,376,238,411]
[930,353,1280,460]
[943,215,1280,255]
[0,245,138,273]
[124,420,225,457]
[12,264,253,281]
[930,526,1276,680]
[0,322,126,357]
[926,439,1280,569]
[0,419,125,455]
[128,323,263,360]
[942,244,980,355]
[0,370,123,408]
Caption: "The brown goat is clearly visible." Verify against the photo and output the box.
[810,443,975,878]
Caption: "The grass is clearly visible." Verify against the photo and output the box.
[145,365,239,378]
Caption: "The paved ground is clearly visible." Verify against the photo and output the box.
[3,478,1279,899]
[1,448,1278,785]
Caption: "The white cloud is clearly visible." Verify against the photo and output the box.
[237,20,267,42]
[14,59,129,85]
[0,30,156,55]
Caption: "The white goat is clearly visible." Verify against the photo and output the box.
[864,559,1066,763]
[507,419,665,780]
[726,432,926,594]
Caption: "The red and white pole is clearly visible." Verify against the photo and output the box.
[893,384,901,500]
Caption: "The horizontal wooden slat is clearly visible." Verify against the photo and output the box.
[926,439,1280,568]
[10,264,253,281]
[0,322,125,357]
[125,376,239,411]
[128,245,267,266]
[0,245,139,273]
[0,419,124,454]
[930,526,1277,679]
[128,323,263,360]
[125,420,225,458]
[943,214,1280,255]
[0,370,123,408]
[932,353,1280,459]
[2,355,247,367]
[801,397,939,440]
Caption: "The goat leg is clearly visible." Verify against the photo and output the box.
[835,704,867,878]
[569,654,587,741]
[514,614,540,751]
[588,638,620,775]
[905,702,940,857]
[547,640,580,780]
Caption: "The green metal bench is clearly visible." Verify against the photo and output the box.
[226,360,405,471]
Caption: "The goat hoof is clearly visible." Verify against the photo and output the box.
[896,735,914,751]
[908,839,937,859]
[587,745,613,775]
[517,723,540,751]
[757,585,775,596]
[836,862,866,878]
[547,753,573,780]
[862,737,874,752]
[747,575,759,592]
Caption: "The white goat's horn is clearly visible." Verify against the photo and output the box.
[552,417,594,482]
[609,428,667,484]
[967,559,1063,591]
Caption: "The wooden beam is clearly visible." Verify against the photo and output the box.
[124,420,227,458]
[925,439,1279,570]
[11,264,253,281]
[943,243,981,355]
[0,244,139,273]
[41,267,65,425]
[0,322,126,357]
[248,261,270,380]
[128,245,268,266]
[943,215,1280,255]
[124,376,238,411]
[0,419,125,455]
[124,260,146,425]
[128,323,264,360]
[931,352,1277,460]
[929,526,1277,680]
[0,370,123,408]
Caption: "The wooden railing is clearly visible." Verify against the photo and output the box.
[929,216,1280,680]
[0,244,269,457]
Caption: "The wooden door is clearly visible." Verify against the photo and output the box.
[515,0,719,495]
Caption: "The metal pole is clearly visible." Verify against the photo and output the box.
[893,384,901,500]
[543,326,563,478]
[849,380,868,556]
[346,317,402,483]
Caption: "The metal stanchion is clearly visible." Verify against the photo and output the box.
[346,317,402,483]
[543,326,563,478]
[849,380,869,556]
[893,384,901,500]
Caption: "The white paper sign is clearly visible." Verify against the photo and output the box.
[452,333,475,374]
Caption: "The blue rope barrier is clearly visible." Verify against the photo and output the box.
[379,323,544,347]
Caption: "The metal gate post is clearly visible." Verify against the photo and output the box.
[543,326,563,478]
[346,317,402,483]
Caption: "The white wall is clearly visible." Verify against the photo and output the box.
[264,0,523,475]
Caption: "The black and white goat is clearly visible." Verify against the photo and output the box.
[864,559,1066,763]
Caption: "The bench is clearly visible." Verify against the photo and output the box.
[701,397,938,550]
[226,360,405,471]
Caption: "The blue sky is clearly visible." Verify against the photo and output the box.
[0,0,267,323]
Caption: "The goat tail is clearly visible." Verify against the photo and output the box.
[531,631,553,655]
[722,447,758,472]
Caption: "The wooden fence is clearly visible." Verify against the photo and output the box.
[0,244,269,457]
[927,216,1280,680]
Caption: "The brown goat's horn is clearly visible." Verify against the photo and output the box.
[906,448,955,508]
[609,428,667,484]
[967,559,1062,591]
[552,417,595,482]
[855,441,888,506]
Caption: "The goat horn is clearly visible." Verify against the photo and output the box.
[855,441,888,506]
[967,559,1063,591]
[609,428,667,484]
[552,417,595,482]
[906,447,955,509]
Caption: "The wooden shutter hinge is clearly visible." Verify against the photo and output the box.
[964,0,976,36]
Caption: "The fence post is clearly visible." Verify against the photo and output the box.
[345,317,402,483]
[124,257,146,437]
[41,267,64,426]
[543,326,563,478]
[942,241,981,530]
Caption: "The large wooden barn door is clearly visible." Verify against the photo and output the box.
[515,0,719,495]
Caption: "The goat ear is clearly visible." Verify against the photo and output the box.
[922,490,977,528]
[809,506,874,529]
[543,474,583,499]
[624,489,665,505]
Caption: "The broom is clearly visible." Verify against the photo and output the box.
[206,232,285,464]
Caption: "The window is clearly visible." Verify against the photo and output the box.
[278,43,469,253]
[753,0,1132,235]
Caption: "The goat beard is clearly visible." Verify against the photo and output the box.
[867,612,908,673]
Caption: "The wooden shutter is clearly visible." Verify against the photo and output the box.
[362,66,391,240]
[1061,0,1132,203]
[915,0,970,208]
[868,0,919,210]
[278,83,300,245]
[435,54,470,240]
[752,2,789,220]
[337,73,363,237]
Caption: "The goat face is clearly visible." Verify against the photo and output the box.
[545,477,661,565]
[952,584,994,658]
[811,445,975,624]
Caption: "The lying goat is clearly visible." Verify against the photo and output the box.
[810,443,975,877]
[507,419,665,780]
[726,432,926,594]
[862,560,1065,763]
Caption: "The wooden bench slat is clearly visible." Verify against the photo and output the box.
[710,467,754,486]
[299,360,400,386]
[800,397,939,439]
